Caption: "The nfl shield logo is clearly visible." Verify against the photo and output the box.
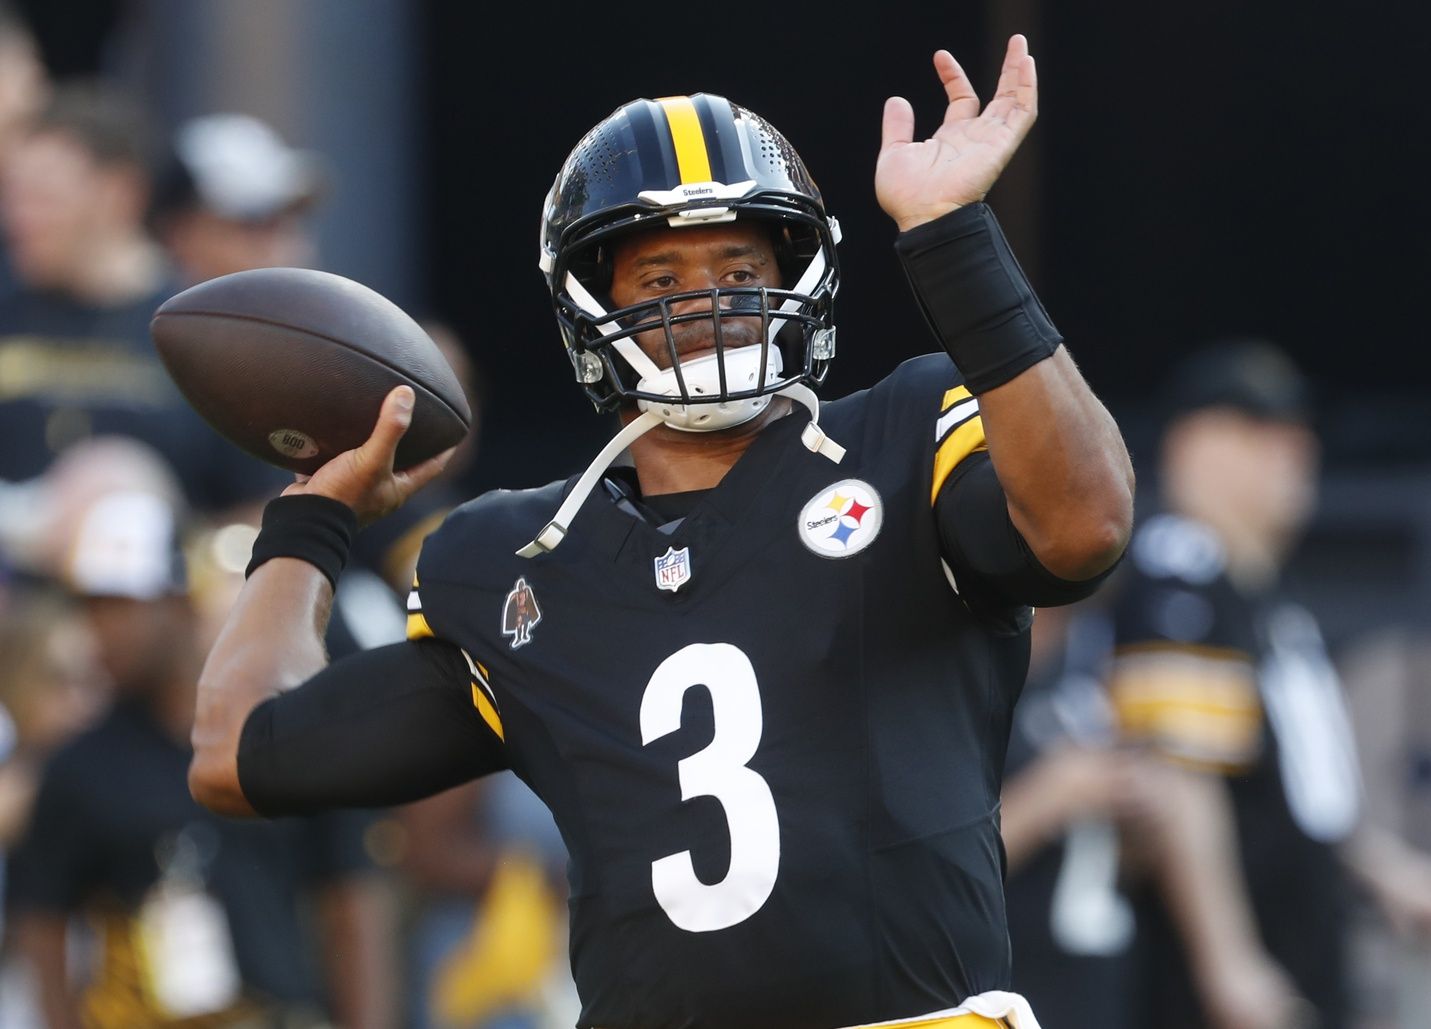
[653,546,692,593]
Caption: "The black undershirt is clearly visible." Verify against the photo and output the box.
[602,469,711,532]
[640,488,710,524]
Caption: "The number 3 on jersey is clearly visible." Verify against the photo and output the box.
[639,643,780,932]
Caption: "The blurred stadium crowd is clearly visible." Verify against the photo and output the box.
[0,3,1427,1029]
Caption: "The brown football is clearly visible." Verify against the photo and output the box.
[150,267,471,475]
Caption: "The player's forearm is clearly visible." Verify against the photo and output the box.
[1146,769,1271,985]
[893,205,1133,580]
[979,347,1134,580]
[189,558,333,817]
[319,876,401,1029]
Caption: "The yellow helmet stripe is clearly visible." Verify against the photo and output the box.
[656,96,712,184]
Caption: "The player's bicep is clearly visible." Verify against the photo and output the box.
[936,453,1116,608]
[237,637,507,817]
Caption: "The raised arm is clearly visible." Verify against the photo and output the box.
[878,37,1134,580]
[188,386,459,815]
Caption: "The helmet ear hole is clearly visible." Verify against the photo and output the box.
[772,225,799,285]
[567,243,615,308]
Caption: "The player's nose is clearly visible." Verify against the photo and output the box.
[668,287,720,316]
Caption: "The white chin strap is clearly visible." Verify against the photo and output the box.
[635,344,783,432]
[516,382,844,558]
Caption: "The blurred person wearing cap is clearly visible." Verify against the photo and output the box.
[150,112,326,288]
[0,81,288,519]
[3,486,400,1029]
[1099,338,1431,1029]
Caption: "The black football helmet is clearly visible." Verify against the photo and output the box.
[539,93,841,416]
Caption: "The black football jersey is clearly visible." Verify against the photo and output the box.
[405,354,1031,1029]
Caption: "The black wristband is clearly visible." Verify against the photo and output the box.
[894,202,1062,394]
[245,494,357,591]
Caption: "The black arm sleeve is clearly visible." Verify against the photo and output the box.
[237,637,508,817]
[936,452,1119,611]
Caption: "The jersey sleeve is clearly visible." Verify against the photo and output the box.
[1105,521,1263,773]
[400,498,527,746]
[936,453,1119,613]
[922,372,1116,614]
[236,636,508,817]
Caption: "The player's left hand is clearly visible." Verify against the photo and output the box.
[876,34,1038,232]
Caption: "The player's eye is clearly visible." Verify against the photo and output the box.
[640,273,678,292]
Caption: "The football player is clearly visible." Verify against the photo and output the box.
[189,37,1134,1029]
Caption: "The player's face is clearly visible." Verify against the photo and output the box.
[82,595,193,696]
[0,131,128,287]
[1176,408,1320,543]
[1236,414,1319,538]
[607,222,781,370]
[5,611,107,752]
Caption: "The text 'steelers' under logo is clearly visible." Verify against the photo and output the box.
[798,479,883,558]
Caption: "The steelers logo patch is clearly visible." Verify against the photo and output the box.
[798,479,883,558]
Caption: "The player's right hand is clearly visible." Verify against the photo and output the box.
[282,385,455,526]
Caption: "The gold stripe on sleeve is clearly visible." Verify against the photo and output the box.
[940,384,973,412]
[471,683,505,741]
[930,416,988,504]
[406,612,434,640]
[656,96,712,184]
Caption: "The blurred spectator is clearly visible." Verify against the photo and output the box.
[3,481,398,1028]
[0,587,106,1027]
[1100,337,1431,1029]
[394,775,577,1029]
[150,111,326,287]
[0,1,49,301]
[0,589,106,848]
[1,432,186,590]
[0,79,287,517]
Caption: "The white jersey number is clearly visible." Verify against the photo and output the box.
[639,643,780,932]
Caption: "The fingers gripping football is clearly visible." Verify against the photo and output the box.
[283,386,455,526]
